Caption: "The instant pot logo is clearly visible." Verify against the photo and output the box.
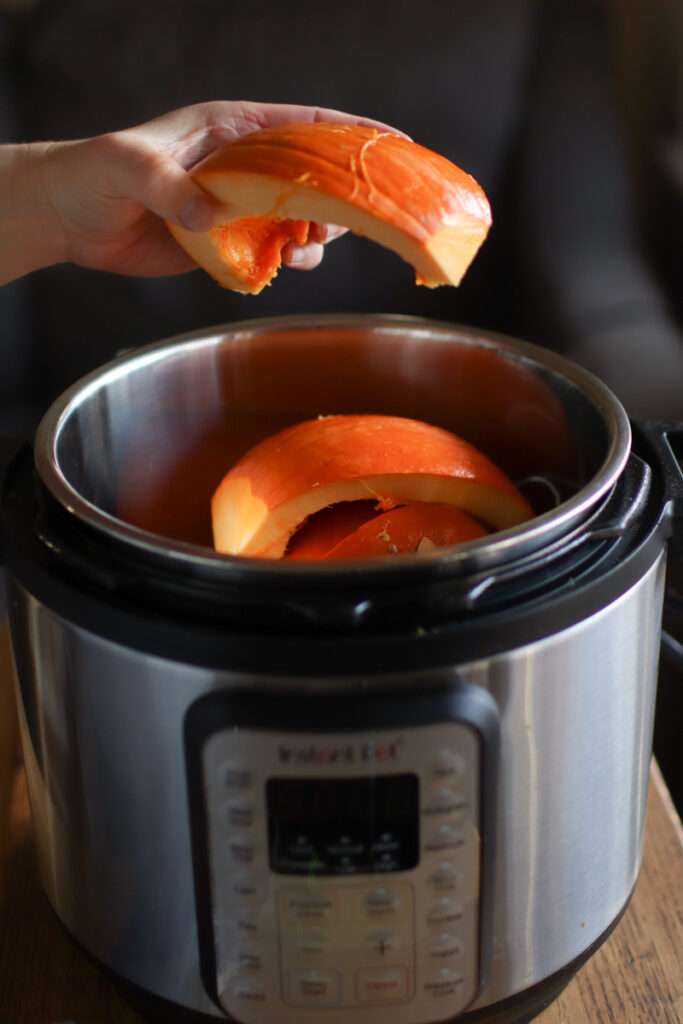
[278,737,404,765]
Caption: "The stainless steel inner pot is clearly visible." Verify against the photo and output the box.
[34,315,631,574]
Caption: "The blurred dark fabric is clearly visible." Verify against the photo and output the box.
[1,0,680,429]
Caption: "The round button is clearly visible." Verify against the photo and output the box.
[423,787,468,817]
[427,898,464,926]
[430,862,462,892]
[360,887,403,919]
[424,824,466,854]
[428,932,464,960]
[431,749,466,783]
[423,967,465,998]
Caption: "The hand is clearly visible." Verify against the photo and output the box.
[0,101,399,284]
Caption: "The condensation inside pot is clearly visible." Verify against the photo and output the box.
[55,324,608,550]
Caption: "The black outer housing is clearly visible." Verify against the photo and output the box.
[0,436,678,677]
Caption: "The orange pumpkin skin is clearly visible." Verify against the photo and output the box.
[287,502,489,560]
[211,415,533,558]
[168,123,491,294]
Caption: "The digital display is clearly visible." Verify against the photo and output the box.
[266,774,419,875]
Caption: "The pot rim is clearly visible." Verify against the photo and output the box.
[33,313,632,581]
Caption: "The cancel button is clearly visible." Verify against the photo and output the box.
[356,966,409,1002]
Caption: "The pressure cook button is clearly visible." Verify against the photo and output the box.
[423,967,465,998]
[287,968,341,1005]
[219,760,253,791]
[282,888,338,925]
[355,966,409,1002]
[430,749,466,783]
[427,899,465,926]
[423,788,468,817]
[424,824,466,854]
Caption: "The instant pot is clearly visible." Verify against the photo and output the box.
[1,316,682,1024]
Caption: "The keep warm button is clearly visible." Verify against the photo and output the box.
[356,966,409,1002]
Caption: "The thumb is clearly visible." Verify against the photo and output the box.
[98,131,223,231]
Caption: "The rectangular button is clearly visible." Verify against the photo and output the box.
[355,965,409,1002]
[287,968,341,1005]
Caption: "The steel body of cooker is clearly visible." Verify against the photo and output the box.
[2,317,681,1024]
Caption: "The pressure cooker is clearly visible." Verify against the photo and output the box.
[1,315,681,1024]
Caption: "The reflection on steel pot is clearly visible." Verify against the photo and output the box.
[1,315,682,1024]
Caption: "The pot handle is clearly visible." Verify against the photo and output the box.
[633,422,683,562]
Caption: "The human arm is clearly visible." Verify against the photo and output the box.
[0,100,395,287]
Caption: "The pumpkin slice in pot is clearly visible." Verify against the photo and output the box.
[212,414,533,558]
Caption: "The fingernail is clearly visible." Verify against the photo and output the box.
[285,245,307,265]
[178,195,216,232]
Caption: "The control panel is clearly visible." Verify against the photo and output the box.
[185,689,497,1024]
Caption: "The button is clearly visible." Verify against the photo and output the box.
[293,930,332,957]
[218,760,253,790]
[224,797,257,829]
[423,787,468,817]
[287,968,341,1005]
[228,942,263,972]
[224,838,258,866]
[430,862,462,893]
[423,967,465,998]
[424,824,467,854]
[428,932,464,960]
[363,930,402,958]
[226,872,268,905]
[427,898,464,926]
[227,973,268,1005]
[357,886,405,921]
[431,749,467,783]
[356,966,409,1002]
[282,888,338,925]
[224,907,263,939]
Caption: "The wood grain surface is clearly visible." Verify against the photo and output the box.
[1,622,682,1024]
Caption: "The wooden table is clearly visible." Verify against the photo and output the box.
[1,622,682,1024]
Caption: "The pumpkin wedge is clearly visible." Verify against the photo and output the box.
[212,415,533,558]
[168,123,491,294]
[288,502,489,560]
